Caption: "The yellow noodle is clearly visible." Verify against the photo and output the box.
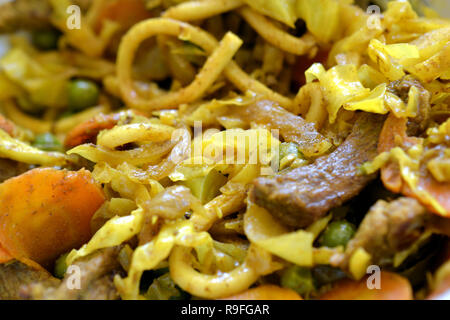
[143,125,191,180]
[54,105,110,134]
[0,129,69,166]
[119,27,242,110]
[49,0,119,58]
[192,185,247,231]
[86,0,108,28]
[117,18,293,110]
[169,245,259,299]
[304,83,327,129]
[68,142,174,167]
[238,6,316,56]
[163,0,244,22]
[97,123,175,149]
[3,100,52,134]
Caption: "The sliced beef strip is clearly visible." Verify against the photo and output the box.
[20,247,122,300]
[0,261,59,300]
[228,99,332,158]
[342,197,429,267]
[251,112,385,228]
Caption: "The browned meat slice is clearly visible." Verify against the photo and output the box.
[0,0,92,33]
[251,112,385,228]
[229,100,332,157]
[0,261,59,300]
[343,197,428,267]
[139,186,192,245]
[21,247,122,300]
[387,75,431,136]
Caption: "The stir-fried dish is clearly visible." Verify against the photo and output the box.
[0,0,449,300]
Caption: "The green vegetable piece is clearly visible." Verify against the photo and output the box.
[67,79,100,111]
[32,29,60,51]
[319,220,356,248]
[312,265,347,287]
[145,273,190,300]
[182,169,227,204]
[280,265,315,296]
[54,252,69,279]
[32,133,63,152]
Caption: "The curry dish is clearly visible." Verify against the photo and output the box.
[0,0,449,300]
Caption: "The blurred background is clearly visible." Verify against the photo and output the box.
[355,0,450,17]
[0,0,449,59]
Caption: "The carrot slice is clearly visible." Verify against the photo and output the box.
[319,271,413,300]
[0,168,105,268]
[0,244,12,264]
[220,285,303,300]
[64,113,119,149]
[378,113,450,216]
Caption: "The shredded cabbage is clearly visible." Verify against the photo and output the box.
[0,129,70,166]
[305,63,370,122]
[349,247,372,280]
[244,201,314,267]
[115,219,212,300]
[363,119,449,217]
[296,0,343,43]
[66,207,145,265]
[243,0,297,27]
[170,128,280,182]
[0,48,72,109]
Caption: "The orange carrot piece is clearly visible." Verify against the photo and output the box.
[378,114,418,192]
[378,113,450,216]
[0,244,12,264]
[319,271,413,300]
[0,168,105,268]
[64,113,119,149]
[0,114,16,137]
[377,113,419,154]
[220,285,303,300]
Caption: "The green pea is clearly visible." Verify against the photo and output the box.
[280,266,315,296]
[319,220,356,248]
[32,29,60,51]
[67,79,100,111]
[54,252,69,279]
[33,133,63,152]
